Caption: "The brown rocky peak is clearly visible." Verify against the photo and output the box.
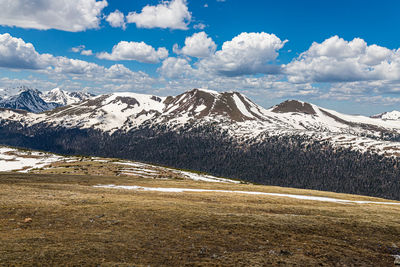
[271,100,316,115]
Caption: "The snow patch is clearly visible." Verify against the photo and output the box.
[0,147,64,172]
[93,185,400,205]
[232,94,254,118]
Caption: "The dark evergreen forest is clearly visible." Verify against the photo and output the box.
[1,121,400,200]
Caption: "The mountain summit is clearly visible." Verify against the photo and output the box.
[271,100,316,115]
[0,87,94,113]
[41,88,94,106]
[0,88,59,113]
[371,110,400,120]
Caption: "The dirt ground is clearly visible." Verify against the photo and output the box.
[1,172,400,266]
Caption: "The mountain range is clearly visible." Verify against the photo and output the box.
[1,88,400,199]
[0,86,94,113]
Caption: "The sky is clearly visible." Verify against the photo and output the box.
[0,0,400,115]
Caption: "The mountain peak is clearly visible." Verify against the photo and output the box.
[49,88,63,94]
[0,87,59,113]
[41,88,94,106]
[371,110,400,120]
[190,88,220,95]
[271,100,316,115]
[163,88,267,122]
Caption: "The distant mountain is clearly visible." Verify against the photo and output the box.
[0,87,94,113]
[1,88,400,200]
[0,88,59,113]
[371,110,400,120]
[41,88,95,106]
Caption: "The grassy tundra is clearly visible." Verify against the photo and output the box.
[1,170,400,266]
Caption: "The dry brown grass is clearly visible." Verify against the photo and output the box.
[32,160,190,181]
[1,172,400,266]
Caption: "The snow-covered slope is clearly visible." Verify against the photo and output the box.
[0,87,94,113]
[0,88,60,113]
[0,145,239,183]
[372,111,400,121]
[1,88,400,156]
[0,146,65,172]
[44,92,166,132]
[41,88,94,106]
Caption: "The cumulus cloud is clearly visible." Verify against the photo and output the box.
[173,32,216,58]
[126,0,191,30]
[0,32,152,90]
[71,45,93,56]
[51,57,102,75]
[71,45,86,53]
[0,77,57,91]
[0,33,51,69]
[158,57,194,78]
[0,0,108,32]
[198,32,287,76]
[45,58,155,92]
[285,35,400,83]
[106,10,126,30]
[97,41,168,63]
[80,50,93,56]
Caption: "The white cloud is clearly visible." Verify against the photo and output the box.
[0,33,51,69]
[71,45,93,56]
[0,76,57,91]
[81,50,93,56]
[0,33,153,91]
[193,23,206,30]
[158,57,194,78]
[173,32,216,58]
[0,33,98,74]
[71,45,86,53]
[126,0,191,30]
[0,0,108,32]
[198,32,287,76]
[106,10,126,30]
[97,41,168,63]
[285,35,400,83]
[51,57,104,75]
[45,58,156,93]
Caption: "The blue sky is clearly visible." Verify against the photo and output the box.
[0,0,400,115]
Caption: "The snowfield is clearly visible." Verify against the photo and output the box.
[0,146,65,172]
[114,161,240,183]
[93,184,400,206]
[0,146,239,183]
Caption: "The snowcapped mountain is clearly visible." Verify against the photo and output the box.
[371,110,400,120]
[2,88,400,199]
[0,87,60,113]
[0,87,94,113]
[1,88,400,156]
[40,88,94,106]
